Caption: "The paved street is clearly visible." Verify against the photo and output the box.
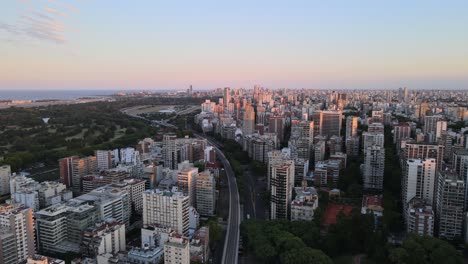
[195,134,240,264]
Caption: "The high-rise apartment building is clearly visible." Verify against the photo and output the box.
[177,164,199,207]
[81,221,126,258]
[314,140,326,163]
[72,186,131,227]
[223,87,231,107]
[269,116,285,142]
[35,203,99,254]
[362,132,384,150]
[163,136,207,170]
[164,234,190,264]
[423,115,443,142]
[406,198,434,236]
[0,165,11,196]
[363,145,385,191]
[142,188,190,236]
[419,103,429,121]
[452,149,468,183]
[0,227,17,264]
[436,170,465,239]
[58,156,78,188]
[402,143,444,172]
[70,156,97,196]
[393,123,411,144]
[313,110,342,138]
[196,171,216,217]
[243,104,255,135]
[95,150,114,171]
[403,159,437,206]
[346,137,360,156]
[269,159,295,220]
[0,204,35,262]
[345,116,358,139]
[110,178,146,213]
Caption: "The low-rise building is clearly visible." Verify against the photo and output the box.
[190,226,210,263]
[361,195,384,227]
[290,181,318,221]
[127,246,164,264]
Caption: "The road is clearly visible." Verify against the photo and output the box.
[196,134,240,264]
[121,106,240,263]
[120,105,200,129]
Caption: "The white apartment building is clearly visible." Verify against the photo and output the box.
[95,150,114,171]
[143,188,190,236]
[81,221,126,257]
[35,203,99,254]
[76,186,131,227]
[10,175,72,210]
[362,132,385,150]
[403,159,437,206]
[111,178,146,213]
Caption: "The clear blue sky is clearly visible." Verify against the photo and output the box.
[1,0,467,90]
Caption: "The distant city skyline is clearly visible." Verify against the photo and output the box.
[1,1,467,90]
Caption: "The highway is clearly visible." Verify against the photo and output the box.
[196,134,240,264]
[121,105,240,263]
[217,147,240,264]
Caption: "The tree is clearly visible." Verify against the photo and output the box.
[281,248,333,264]
[206,220,222,250]
[389,235,463,264]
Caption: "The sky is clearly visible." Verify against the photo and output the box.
[0,0,468,91]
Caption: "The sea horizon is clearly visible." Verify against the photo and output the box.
[0,89,180,101]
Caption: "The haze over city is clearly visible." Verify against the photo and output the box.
[1,0,468,90]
